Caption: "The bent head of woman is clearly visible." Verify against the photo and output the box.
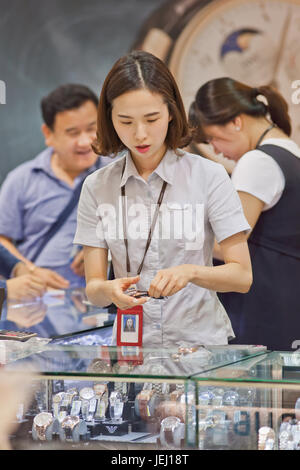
[189,77,291,161]
[92,51,192,160]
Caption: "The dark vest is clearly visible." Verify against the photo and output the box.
[218,144,300,350]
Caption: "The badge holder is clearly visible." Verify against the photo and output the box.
[116,305,143,347]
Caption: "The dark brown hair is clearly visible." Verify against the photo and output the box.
[92,50,192,156]
[189,77,292,143]
[41,84,98,130]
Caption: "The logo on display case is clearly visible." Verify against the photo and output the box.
[0,80,6,104]
[105,425,118,434]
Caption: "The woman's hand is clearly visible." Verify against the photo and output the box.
[148,265,192,298]
[99,275,148,310]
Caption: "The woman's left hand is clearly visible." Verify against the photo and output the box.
[148,265,193,298]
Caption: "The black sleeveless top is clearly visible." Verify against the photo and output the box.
[218,144,300,350]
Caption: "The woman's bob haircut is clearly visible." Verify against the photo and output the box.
[92,50,192,156]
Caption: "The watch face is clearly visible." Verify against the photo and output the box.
[79,387,95,401]
[109,391,122,403]
[53,392,65,403]
[33,412,53,427]
[167,0,300,143]
[62,416,80,429]
[161,416,181,431]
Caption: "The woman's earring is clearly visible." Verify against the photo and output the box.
[235,126,241,131]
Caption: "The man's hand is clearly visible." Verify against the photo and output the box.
[6,275,46,302]
[13,263,70,290]
[33,267,70,290]
[70,250,85,277]
[12,262,31,277]
[7,300,47,328]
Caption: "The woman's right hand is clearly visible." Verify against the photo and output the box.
[102,275,148,310]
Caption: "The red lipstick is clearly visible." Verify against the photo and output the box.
[136,145,150,154]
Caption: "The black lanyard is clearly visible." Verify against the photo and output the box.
[121,160,168,276]
[255,123,275,149]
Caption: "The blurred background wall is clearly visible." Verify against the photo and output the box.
[0,0,165,182]
[1,0,300,183]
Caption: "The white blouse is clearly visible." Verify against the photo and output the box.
[74,149,250,348]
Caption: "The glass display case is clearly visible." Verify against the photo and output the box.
[191,351,300,450]
[3,291,300,451]
[3,342,268,450]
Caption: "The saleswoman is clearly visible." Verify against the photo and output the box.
[73,52,252,348]
[189,77,300,350]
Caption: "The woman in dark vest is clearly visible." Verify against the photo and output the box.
[189,77,300,351]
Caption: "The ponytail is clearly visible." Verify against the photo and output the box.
[254,85,291,136]
[189,78,292,143]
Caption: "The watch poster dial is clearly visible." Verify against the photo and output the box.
[167,0,300,143]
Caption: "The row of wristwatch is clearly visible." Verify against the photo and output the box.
[259,419,300,450]
[32,412,86,442]
[51,384,127,423]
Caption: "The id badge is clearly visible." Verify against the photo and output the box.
[116,305,143,347]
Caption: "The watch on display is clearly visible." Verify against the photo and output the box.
[93,383,109,418]
[60,415,87,443]
[61,415,81,440]
[79,387,96,421]
[134,0,300,145]
[79,387,95,401]
[159,416,184,448]
[52,392,65,417]
[65,388,78,404]
[95,395,109,421]
[70,400,82,417]
[93,383,108,398]
[258,426,276,450]
[109,391,124,422]
[32,412,54,441]
[52,392,65,404]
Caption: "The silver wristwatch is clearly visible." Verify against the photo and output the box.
[33,412,54,441]
[160,416,184,448]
